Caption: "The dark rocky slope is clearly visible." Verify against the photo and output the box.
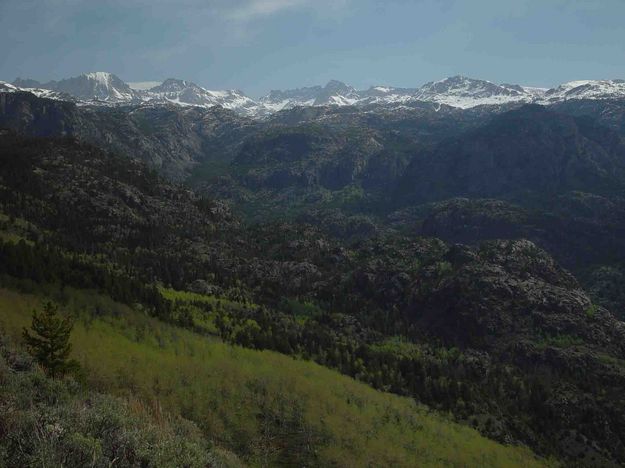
[0,92,255,180]
[396,105,625,205]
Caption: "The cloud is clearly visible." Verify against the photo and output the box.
[226,0,307,21]
[224,0,349,22]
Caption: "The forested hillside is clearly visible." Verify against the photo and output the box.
[0,286,547,467]
[0,123,624,465]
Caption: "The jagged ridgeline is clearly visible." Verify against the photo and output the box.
[1,85,625,466]
[5,71,625,116]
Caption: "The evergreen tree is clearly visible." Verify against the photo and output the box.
[22,301,74,378]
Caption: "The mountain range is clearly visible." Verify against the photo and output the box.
[3,71,625,117]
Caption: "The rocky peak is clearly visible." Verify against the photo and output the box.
[323,80,353,94]
[150,78,198,93]
[543,79,625,102]
[51,72,137,102]
[313,80,358,106]
[12,77,44,88]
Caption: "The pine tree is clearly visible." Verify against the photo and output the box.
[22,301,74,378]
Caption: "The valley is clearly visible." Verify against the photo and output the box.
[1,73,625,466]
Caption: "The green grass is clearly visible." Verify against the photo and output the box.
[535,334,585,350]
[370,336,424,359]
[595,352,625,371]
[160,286,237,307]
[0,285,551,467]
[585,303,599,319]
[0,211,35,245]
[0,231,29,244]
[160,286,251,334]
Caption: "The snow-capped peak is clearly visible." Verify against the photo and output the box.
[0,79,73,101]
[45,72,138,102]
[520,86,549,97]
[83,72,116,88]
[411,75,536,108]
[542,79,625,102]
[3,72,625,117]
[259,80,361,111]
[259,76,549,112]
[150,78,196,93]
[143,78,261,116]
[0,81,18,91]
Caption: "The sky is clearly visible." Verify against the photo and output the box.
[0,0,624,97]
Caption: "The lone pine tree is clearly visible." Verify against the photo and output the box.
[22,301,74,378]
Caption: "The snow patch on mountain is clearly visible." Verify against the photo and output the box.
[540,80,625,103]
[0,81,18,92]
[83,72,115,88]
[410,76,535,109]
[259,76,547,111]
[521,86,549,96]
[0,80,73,101]
[144,78,261,116]
[3,72,625,117]
[41,72,140,102]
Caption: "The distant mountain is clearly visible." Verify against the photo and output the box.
[0,80,74,101]
[542,79,625,103]
[12,77,44,88]
[257,76,625,113]
[260,85,323,111]
[259,80,360,111]
[260,76,544,111]
[312,80,360,106]
[8,73,264,116]
[145,78,261,116]
[358,85,417,105]
[413,75,541,108]
[10,72,141,102]
[4,72,625,117]
[260,80,419,110]
[9,72,138,102]
[52,72,139,102]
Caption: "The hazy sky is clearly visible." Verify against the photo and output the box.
[1,0,624,97]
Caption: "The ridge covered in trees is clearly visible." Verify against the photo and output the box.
[2,94,625,465]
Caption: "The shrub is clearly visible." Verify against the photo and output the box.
[584,303,599,319]
[0,335,228,468]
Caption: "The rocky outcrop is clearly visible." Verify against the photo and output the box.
[411,240,625,352]
[408,240,625,464]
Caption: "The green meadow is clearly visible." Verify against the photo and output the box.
[0,285,550,467]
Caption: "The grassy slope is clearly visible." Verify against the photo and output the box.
[0,286,550,467]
